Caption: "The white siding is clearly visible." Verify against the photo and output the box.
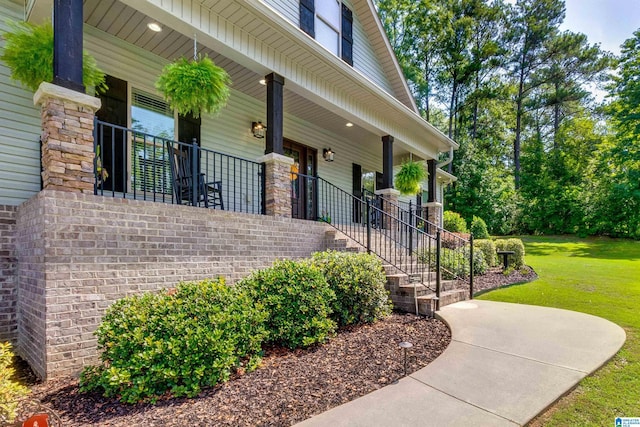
[0,0,42,206]
[262,0,393,95]
[85,25,382,198]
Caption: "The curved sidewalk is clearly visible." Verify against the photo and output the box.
[297,300,626,427]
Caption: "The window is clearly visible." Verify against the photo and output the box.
[131,89,174,193]
[300,0,353,65]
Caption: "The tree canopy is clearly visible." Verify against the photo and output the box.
[375,0,636,238]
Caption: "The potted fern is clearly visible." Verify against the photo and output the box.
[155,55,231,118]
[0,20,106,93]
[394,159,427,195]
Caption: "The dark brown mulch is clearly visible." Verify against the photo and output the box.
[22,314,450,427]
[13,269,536,427]
[472,266,538,295]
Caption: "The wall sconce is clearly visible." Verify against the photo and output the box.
[251,121,266,139]
[323,148,335,162]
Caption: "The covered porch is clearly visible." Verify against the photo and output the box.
[28,0,455,223]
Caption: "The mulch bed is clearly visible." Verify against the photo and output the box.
[472,266,537,295]
[13,267,536,427]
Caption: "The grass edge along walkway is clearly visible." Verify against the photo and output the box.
[478,235,640,427]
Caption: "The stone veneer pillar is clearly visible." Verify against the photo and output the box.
[375,188,400,231]
[33,82,101,193]
[258,153,294,218]
[426,201,443,230]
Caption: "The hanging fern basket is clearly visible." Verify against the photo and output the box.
[0,21,106,93]
[394,159,427,195]
[155,55,231,118]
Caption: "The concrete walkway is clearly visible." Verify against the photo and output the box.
[297,300,626,427]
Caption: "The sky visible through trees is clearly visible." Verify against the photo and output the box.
[375,0,639,238]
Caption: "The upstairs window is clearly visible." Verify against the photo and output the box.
[300,0,353,66]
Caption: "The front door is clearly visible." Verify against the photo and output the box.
[284,139,317,220]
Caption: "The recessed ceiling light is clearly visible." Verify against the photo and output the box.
[147,22,162,32]
[346,122,354,127]
[259,79,266,85]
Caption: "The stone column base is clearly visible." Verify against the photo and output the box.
[425,202,443,230]
[375,188,400,230]
[34,82,101,193]
[257,153,294,218]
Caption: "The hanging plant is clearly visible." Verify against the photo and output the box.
[155,55,231,118]
[0,20,107,93]
[394,159,427,195]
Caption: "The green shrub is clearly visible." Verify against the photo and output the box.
[474,239,497,267]
[494,238,526,268]
[0,342,30,424]
[443,211,468,233]
[237,260,336,349]
[417,246,476,279]
[470,216,490,239]
[311,251,392,326]
[80,278,267,403]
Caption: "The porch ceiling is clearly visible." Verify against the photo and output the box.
[81,0,390,150]
[29,0,435,161]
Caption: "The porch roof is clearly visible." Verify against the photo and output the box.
[28,0,458,161]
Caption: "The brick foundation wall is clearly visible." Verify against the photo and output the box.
[16,190,333,378]
[15,195,47,379]
[0,205,17,343]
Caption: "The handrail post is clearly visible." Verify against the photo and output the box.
[191,139,199,206]
[435,230,441,311]
[366,197,371,254]
[469,235,474,300]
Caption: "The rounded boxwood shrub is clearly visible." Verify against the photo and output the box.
[237,260,336,349]
[470,216,490,239]
[311,251,392,326]
[443,211,468,233]
[474,239,497,267]
[80,278,267,403]
[494,238,526,268]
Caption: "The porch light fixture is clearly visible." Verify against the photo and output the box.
[147,22,163,32]
[251,121,266,138]
[259,79,266,85]
[346,122,354,127]
[323,148,335,162]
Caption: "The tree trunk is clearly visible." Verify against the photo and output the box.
[553,81,560,150]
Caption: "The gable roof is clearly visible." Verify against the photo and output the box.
[351,0,418,113]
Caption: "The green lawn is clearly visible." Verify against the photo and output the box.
[478,235,640,426]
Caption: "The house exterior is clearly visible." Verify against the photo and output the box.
[0,0,458,379]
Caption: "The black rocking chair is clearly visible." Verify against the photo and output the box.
[166,142,224,209]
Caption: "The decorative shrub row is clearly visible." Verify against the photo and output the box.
[82,252,392,403]
[494,238,526,268]
[236,259,337,349]
[80,278,267,403]
[474,239,497,267]
[311,251,392,326]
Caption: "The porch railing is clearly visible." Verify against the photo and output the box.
[93,120,264,215]
[295,173,474,311]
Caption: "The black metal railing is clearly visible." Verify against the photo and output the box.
[93,120,264,215]
[295,174,474,310]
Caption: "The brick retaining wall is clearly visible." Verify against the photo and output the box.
[15,190,334,379]
[0,205,17,343]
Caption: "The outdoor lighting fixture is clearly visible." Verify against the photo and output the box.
[259,79,266,85]
[399,341,413,376]
[345,122,354,127]
[251,121,266,138]
[147,22,163,32]
[323,148,335,162]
